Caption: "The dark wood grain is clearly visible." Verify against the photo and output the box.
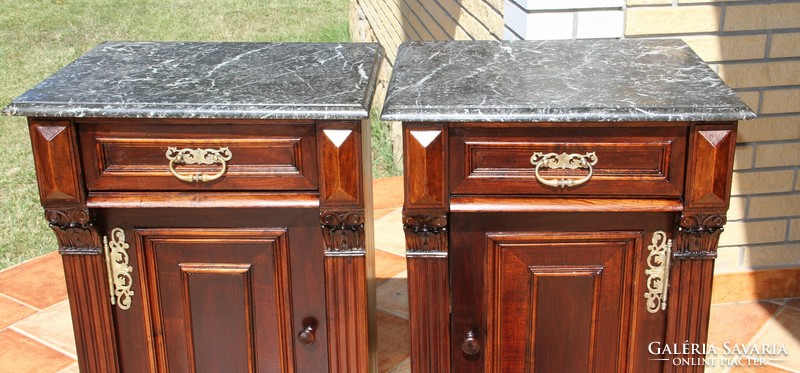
[78,120,318,191]
[325,255,369,373]
[685,123,737,211]
[403,123,448,209]
[62,254,120,373]
[28,118,84,204]
[408,257,451,373]
[317,121,363,206]
[449,126,687,196]
[102,208,330,373]
[402,118,737,373]
[25,114,377,372]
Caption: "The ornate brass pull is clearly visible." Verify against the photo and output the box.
[462,331,481,356]
[530,152,598,188]
[644,230,672,313]
[165,147,232,183]
[298,324,317,345]
[103,228,134,310]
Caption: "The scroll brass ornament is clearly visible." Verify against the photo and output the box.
[165,147,232,182]
[644,230,672,313]
[104,228,134,310]
[530,151,598,188]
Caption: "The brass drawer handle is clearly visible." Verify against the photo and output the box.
[530,152,598,188]
[166,147,232,183]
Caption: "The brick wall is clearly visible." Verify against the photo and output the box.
[355,0,800,273]
[625,0,800,273]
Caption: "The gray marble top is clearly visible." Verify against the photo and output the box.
[381,40,755,122]
[3,42,383,120]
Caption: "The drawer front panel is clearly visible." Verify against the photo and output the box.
[450,126,687,196]
[79,122,318,190]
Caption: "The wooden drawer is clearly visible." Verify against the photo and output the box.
[79,120,318,191]
[449,125,687,197]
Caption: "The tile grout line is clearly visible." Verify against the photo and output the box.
[8,325,78,361]
[0,292,42,313]
[376,307,410,321]
[738,304,800,373]
[0,251,58,274]
[387,357,411,373]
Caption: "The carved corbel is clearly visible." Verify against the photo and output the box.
[45,208,101,255]
[320,211,365,255]
[672,213,726,260]
[402,213,448,257]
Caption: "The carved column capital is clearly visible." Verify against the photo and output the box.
[320,210,365,255]
[402,213,448,256]
[45,208,101,255]
[673,213,726,260]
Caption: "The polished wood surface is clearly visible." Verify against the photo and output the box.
[29,119,84,204]
[449,126,687,196]
[78,120,318,191]
[402,123,452,372]
[27,116,374,372]
[402,120,738,373]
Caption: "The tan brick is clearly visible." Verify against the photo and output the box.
[733,145,753,170]
[761,88,800,114]
[736,116,800,142]
[715,246,742,271]
[483,0,503,12]
[725,3,800,31]
[436,0,495,40]
[627,0,671,5]
[742,243,800,268]
[727,196,747,220]
[748,194,800,219]
[770,32,800,58]
[719,220,787,246]
[716,61,800,88]
[734,91,760,114]
[738,116,800,143]
[755,142,800,168]
[731,170,795,195]
[682,35,766,62]
[461,0,505,37]
[626,6,721,35]
[790,218,800,240]
[767,3,800,29]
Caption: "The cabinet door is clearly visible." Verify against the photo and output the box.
[451,212,672,373]
[102,208,327,373]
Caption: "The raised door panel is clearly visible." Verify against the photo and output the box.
[451,212,672,373]
[486,232,638,373]
[103,208,328,373]
[138,228,292,373]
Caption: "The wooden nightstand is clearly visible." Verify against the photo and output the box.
[382,40,755,372]
[4,42,383,373]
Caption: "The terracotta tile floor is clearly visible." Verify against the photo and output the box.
[0,176,798,372]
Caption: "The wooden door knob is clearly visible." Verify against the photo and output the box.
[298,324,317,345]
[462,331,481,356]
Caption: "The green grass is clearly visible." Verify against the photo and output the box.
[0,0,363,269]
[371,110,403,178]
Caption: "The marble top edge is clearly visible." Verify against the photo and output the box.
[4,41,384,120]
[381,39,755,123]
[380,106,757,123]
